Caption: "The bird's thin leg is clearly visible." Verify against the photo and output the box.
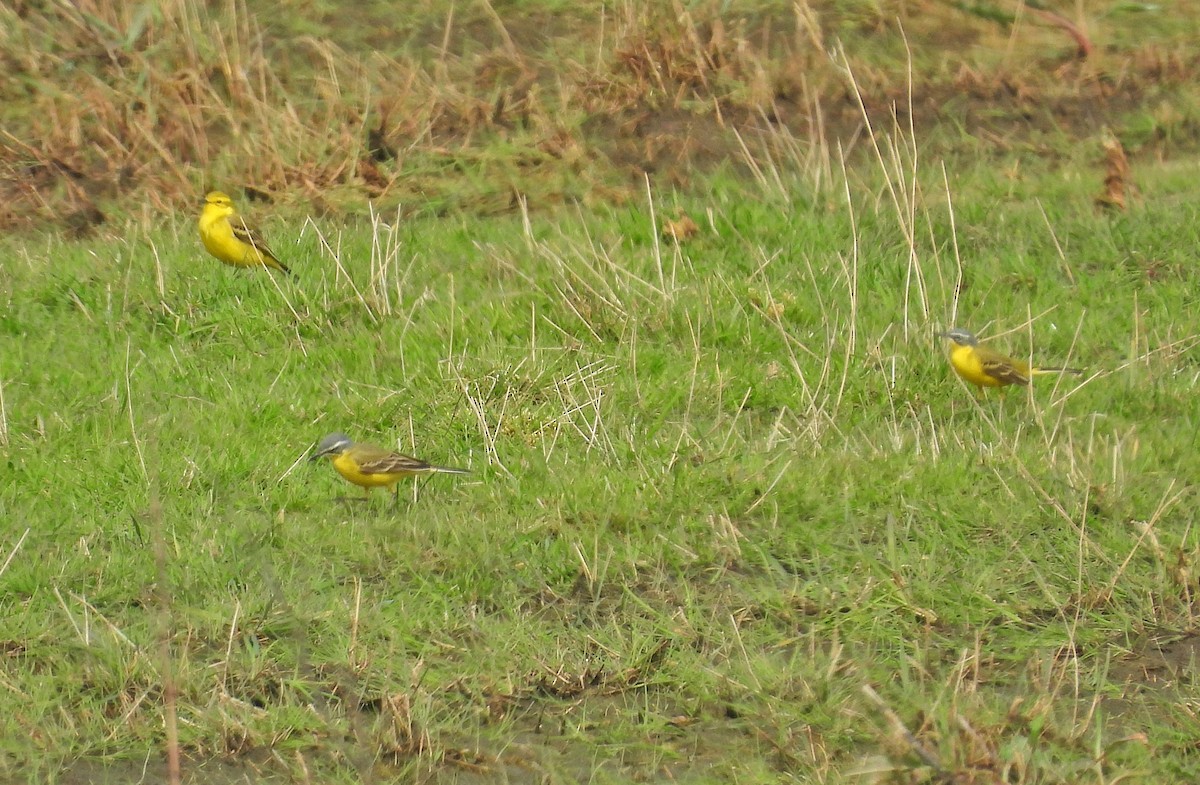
[417,475,434,501]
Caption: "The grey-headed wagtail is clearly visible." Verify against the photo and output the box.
[937,327,1081,390]
[310,432,469,503]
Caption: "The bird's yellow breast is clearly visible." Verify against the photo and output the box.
[198,206,269,268]
[948,343,1003,388]
[331,452,402,489]
[199,210,236,259]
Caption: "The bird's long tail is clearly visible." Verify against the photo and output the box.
[429,465,471,475]
[1032,366,1083,376]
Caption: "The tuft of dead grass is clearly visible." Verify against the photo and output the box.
[2,1,1200,234]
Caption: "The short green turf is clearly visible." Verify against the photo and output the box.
[1,142,1199,782]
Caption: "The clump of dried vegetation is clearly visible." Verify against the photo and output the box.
[0,0,1196,234]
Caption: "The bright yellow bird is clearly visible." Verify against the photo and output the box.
[309,432,469,503]
[938,327,1081,390]
[197,191,290,274]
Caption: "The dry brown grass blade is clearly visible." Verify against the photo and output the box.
[860,684,949,779]
[1095,131,1132,212]
[662,213,699,243]
[1026,4,1093,59]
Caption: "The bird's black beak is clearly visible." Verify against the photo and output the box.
[309,450,326,462]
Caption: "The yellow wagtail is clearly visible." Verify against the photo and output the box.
[198,191,291,274]
[937,327,1081,391]
[309,432,469,503]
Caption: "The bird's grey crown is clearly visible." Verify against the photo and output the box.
[940,327,979,346]
[314,432,353,455]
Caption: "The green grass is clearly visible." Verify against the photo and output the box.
[2,132,1200,783]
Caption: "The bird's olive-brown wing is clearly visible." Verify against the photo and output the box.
[976,346,1031,386]
[351,444,433,476]
[231,216,282,264]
